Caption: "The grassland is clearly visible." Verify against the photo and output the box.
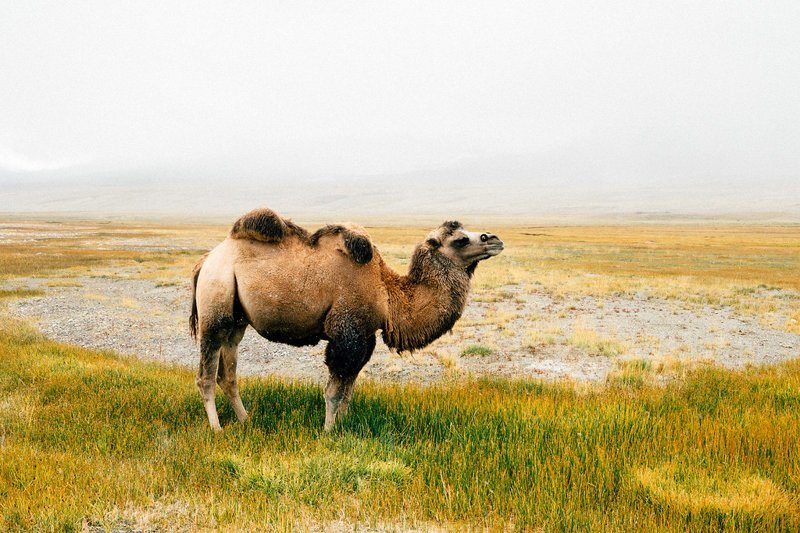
[1,218,799,530]
[1,317,799,531]
[0,220,222,281]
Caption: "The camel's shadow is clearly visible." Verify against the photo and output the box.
[234,380,324,431]
[207,380,431,443]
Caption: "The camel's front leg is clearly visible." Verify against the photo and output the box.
[324,374,356,431]
[322,331,376,431]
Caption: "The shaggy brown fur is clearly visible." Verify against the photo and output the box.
[379,243,471,352]
[191,208,503,431]
[309,224,374,264]
[230,208,373,264]
[229,207,309,242]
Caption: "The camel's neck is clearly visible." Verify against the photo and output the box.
[380,245,472,352]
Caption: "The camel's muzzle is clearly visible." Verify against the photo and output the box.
[483,234,504,257]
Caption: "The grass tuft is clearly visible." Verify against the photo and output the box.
[0,288,45,299]
[787,309,800,334]
[607,359,653,389]
[524,328,559,351]
[46,280,83,288]
[568,325,627,357]
[460,344,495,356]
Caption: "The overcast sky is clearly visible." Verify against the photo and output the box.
[1,1,799,195]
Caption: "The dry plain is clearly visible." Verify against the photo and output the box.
[3,219,799,385]
[1,217,799,530]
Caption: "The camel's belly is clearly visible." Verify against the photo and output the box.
[242,297,328,344]
[256,326,324,347]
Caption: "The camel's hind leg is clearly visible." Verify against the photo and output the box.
[217,325,248,424]
[197,333,224,431]
[193,239,239,431]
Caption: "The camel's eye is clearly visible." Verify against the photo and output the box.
[452,237,470,248]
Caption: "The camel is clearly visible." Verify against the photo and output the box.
[190,208,504,431]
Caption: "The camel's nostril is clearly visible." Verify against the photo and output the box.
[480,233,489,242]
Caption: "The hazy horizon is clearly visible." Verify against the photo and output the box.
[2,1,799,218]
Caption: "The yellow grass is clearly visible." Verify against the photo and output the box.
[46,280,83,287]
[524,328,560,350]
[787,309,800,334]
[568,324,627,357]
[636,462,797,516]
[0,288,44,299]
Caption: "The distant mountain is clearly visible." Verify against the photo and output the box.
[1,154,798,221]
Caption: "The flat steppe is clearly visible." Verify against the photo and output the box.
[1,217,799,530]
[3,219,798,386]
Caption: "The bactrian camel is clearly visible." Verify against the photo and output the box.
[190,208,504,431]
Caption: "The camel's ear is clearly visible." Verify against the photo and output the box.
[426,238,441,249]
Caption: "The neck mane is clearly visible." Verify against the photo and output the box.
[380,244,472,352]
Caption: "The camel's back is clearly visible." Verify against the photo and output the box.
[224,234,387,339]
[228,208,372,265]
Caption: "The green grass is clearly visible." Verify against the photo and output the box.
[460,344,495,357]
[1,320,799,531]
[607,359,656,389]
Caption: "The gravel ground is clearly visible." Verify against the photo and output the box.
[7,273,799,384]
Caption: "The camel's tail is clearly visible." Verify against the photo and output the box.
[189,253,207,341]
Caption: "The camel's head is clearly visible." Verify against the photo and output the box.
[425,221,504,273]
